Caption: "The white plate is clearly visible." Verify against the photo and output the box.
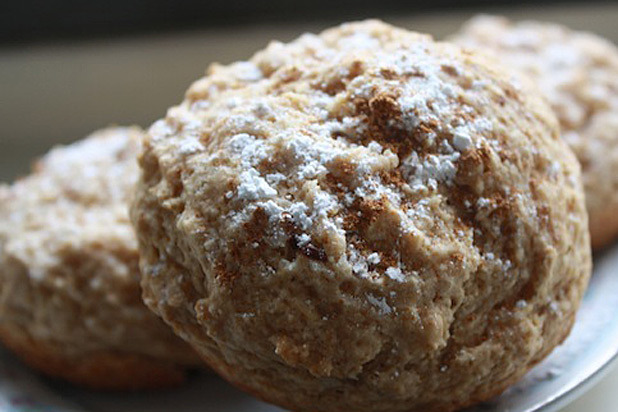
[1,244,617,412]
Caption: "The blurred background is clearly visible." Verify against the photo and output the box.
[3,0,614,44]
[0,1,618,411]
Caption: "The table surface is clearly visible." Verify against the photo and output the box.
[1,3,617,411]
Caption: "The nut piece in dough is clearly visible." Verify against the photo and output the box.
[453,15,618,250]
[0,127,199,390]
[132,21,591,411]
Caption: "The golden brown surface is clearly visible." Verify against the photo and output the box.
[132,21,592,411]
[453,15,618,250]
[0,127,199,389]
[0,328,186,390]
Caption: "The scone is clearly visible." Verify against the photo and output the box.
[131,21,591,411]
[0,127,199,390]
[452,15,618,250]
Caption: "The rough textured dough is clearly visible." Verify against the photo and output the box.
[452,15,618,250]
[0,127,199,390]
[132,21,592,411]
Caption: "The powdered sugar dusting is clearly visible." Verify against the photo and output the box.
[367,252,381,265]
[401,151,461,191]
[453,130,473,151]
[385,267,405,282]
[155,20,507,288]
[237,169,278,201]
[366,293,393,315]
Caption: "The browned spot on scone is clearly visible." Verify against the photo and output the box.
[0,327,186,390]
[214,261,241,287]
[368,93,402,130]
[244,206,269,243]
[289,234,327,262]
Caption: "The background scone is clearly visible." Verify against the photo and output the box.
[453,15,618,250]
[0,127,199,390]
[132,21,591,412]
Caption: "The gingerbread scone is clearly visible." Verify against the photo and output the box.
[131,21,591,411]
[452,15,618,250]
[0,127,199,390]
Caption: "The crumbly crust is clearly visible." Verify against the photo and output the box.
[132,21,591,411]
[453,15,618,250]
[0,327,185,390]
[0,127,199,389]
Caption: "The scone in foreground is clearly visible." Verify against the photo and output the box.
[0,128,199,390]
[131,21,592,411]
[453,15,618,250]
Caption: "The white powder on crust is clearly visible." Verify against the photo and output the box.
[177,137,205,155]
[232,61,263,82]
[453,130,473,151]
[385,267,405,282]
[366,293,393,315]
[401,151,461,191]
[237,169,277,201]
[193,30,500,286]
[367,252,381,265]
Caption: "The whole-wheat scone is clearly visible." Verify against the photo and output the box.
[452,15,618,250]
[131,21,592,411]
[0,127,199,390]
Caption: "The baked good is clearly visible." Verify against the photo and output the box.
[0,127,199,390]
[131,21,591,411]
[452,15,618,250]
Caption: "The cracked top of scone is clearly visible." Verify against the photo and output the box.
[134,20,590,411]
[0,127,196,369]
[453,15,618,249]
